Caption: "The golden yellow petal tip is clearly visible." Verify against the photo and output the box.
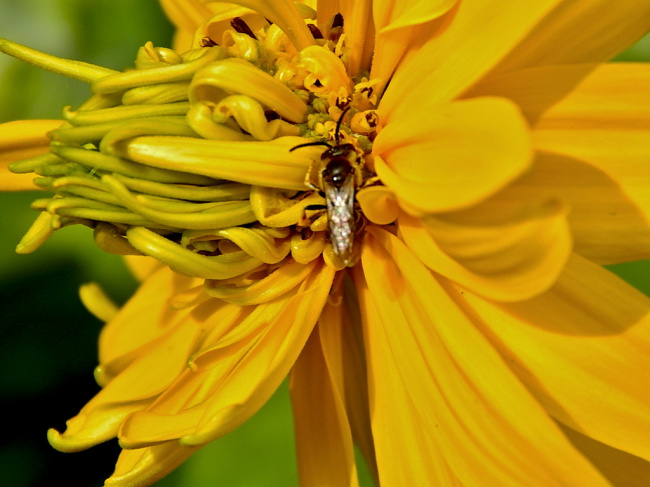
[46,427,68,452]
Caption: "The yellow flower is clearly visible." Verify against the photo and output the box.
[2,0,650,485]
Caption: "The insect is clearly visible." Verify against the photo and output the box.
[290,108,361,266]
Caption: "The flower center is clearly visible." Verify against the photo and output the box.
[8,10,383,285]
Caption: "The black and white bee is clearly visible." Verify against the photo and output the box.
[290,108,361,266]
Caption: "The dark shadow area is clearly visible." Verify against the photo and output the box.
[0,259,121,487]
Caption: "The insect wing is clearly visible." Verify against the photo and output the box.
[324,173,356,263]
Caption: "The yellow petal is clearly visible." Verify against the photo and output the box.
[290,314,359,486]
[373,97,532,214]
[457,253,650,463]
[121,255,163,283]
[370,0,458,86]
[317,286,378,483]
[0,120,61,191]
[356,185,399,225]
[378,0,561,122]
[48,400,151,453]
[192,5,265,50]
[471,64,650,264]
[338,0,374,77]
[104,442,199,487]
[158,0,216,46]
[79,282,119,323]
[98,267,201,369]
[561,425,650,487]
[398,199,572,302]
[204,259,317,305]
[354,227,610,486]
[489,0,650,75]
[116,262,335,448]
[226,0,316,51]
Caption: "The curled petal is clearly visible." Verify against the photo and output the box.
[186,101,254,140]
[92,47,227,94]
[470,64,650,264]
[63,102,191,126]
[300,45,351,94]
[190,58,308,123]
[126,227,264,280]
[373,97,532,214]
[102,175,257,230]
[0,38,116,82]
[213,95,300,140]
[115,135,314,190]
[399,198,572,302]
[193,6,266,49]
[291,229,326,264]
[357,185,399,225]
[15,211,57,254]
[251,186,326,227]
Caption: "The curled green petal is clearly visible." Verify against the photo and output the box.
[102,175,256,230]
[15,211,57,254]
[126,227,263,279]
[122,81,191,106]
[9,152,63,174]
[190,58,308,123]
[51,145,214,185]
[113,135,316,190]
[186,102,254,141]
[111,174,251,202]
[250,186,326,227]
[291,229,326,264]
[99,117,198,153]
[63,103,191,126]
[0,38,117,82]
[204,226,291,264]
[214,95,300,140]
[92,46,227,94]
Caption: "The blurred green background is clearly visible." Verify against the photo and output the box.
[0,2,648,486]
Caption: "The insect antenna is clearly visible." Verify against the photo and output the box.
[334,106,352,142]
[289,141,333,152]
[289,106,352,152]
